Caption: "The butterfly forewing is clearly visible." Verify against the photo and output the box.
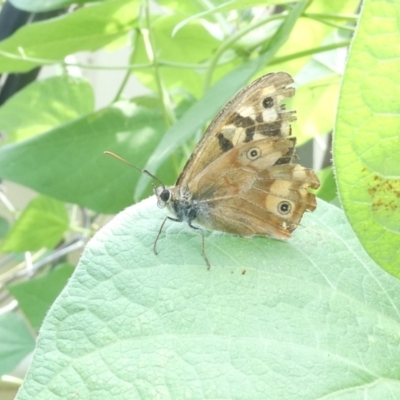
[176,72,296,187]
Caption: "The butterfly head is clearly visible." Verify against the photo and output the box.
[154,186,172,208]
[154,185,198,227]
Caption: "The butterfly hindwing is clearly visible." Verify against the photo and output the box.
[187,138,319,238]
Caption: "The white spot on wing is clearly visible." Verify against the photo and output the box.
[262,108,278,122]
[239,107,255,118]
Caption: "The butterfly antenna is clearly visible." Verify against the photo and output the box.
[104,151,165,189]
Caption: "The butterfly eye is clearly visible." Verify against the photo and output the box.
[278,201,291,215]
[247,147,261,160]
[262,96,274,108]
[159,189,171,202]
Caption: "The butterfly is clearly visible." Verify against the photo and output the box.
[107,72,320,268]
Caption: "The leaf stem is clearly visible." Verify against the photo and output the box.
[142,0,175,126]
[269,40,351,66]
[111,29,141,103]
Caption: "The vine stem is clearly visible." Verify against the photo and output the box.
[142,0,175,127]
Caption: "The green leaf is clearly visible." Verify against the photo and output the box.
[7,264,74,332]
[0,0,139,72]
[16,198,400,399]
[0,103,171,214]
[0,313,35,376]
[334,0,400,277]
[0,75,94,143]
[0,195,68,252]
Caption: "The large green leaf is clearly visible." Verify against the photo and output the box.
[0,0,139,72]
[16,198,400,399]
[334,0,400,277]
[0,103,171,214]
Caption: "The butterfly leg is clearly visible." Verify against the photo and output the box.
[153,216,182,255]
[188,223,211,270]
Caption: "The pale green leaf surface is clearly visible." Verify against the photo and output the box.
[7,264,74,331]
[334,0,400,277]
[0,75,94,143]
[0,0,138,73]
[0,195,68,252]
[16,198,400,400]
[0,103,171,214]
[0,313,35,376]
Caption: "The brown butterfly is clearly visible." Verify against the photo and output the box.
[107,72,320,268]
